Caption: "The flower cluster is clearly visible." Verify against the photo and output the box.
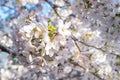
[0,0,120,80]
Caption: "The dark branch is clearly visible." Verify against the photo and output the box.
[45,0,62,19]
[71,36,105,52]
[0,44,15,54]
[69,60,104,80]
[71,36,118,56]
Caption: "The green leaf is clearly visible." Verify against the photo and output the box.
[97,2,105,6]
[13,57,18,62]
[115,55,120,66]
[83,0,92,9]
[48,32,56,38]
[48,25,55,31]
[116,13,120,17]
[39,34,43,39]
[112,24,116,28]
[47,20,58,39]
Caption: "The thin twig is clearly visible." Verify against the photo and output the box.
[69,60,104,80]
[45,0,62,19]
[71,36,105,52]
[73,39,82,52]
[90,72,104,80]
[71,36,106,80]
[71,36,118,56]
[0,44,15,54]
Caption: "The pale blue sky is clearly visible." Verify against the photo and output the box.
[0,0,73,20]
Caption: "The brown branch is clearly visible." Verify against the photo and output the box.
[71,36,118,56]
[71,36,105,52]
[0,44,15,54]
[90,72,104,80]
[71,36,106,80]
[69,60,105,80]
[45,0,62,19]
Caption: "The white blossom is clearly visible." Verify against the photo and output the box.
[63,66,72,73]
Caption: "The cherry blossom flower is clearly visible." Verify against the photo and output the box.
[57,20,71,37]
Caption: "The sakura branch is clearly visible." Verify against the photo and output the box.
[45,0,62,19]
[71,36,105,52]
[0,43,15,55]
[71,36,105,80]
[71,35,117,56]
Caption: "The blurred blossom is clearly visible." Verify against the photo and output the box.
[0,0,120,80]
[0,52,9,68]
[63,66,72,73]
